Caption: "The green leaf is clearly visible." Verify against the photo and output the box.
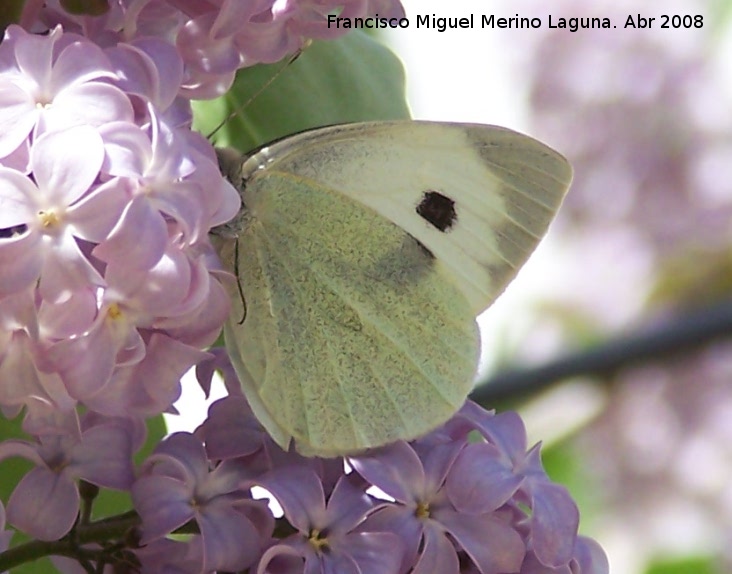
[0,0,25,36]
[59,0,109,16]
[192,31,410,154]
[645,554,717,574]
[0,412,34,503]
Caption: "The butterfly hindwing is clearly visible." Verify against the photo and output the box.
[219,171,478,456]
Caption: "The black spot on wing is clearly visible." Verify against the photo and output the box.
[415,191,457,232]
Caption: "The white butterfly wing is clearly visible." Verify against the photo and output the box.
[216,121,571,456]
[245,121,572,314]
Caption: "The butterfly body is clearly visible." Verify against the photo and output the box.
[214,121,572,457]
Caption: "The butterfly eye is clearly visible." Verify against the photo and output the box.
[415,190,457,232]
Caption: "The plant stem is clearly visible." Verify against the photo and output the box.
[0,511,140,571]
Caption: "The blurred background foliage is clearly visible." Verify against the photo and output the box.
[461,1,732,572]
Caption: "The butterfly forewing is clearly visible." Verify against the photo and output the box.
[251,122,572,314]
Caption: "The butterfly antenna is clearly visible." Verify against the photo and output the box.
[207,43,311,140]
[234,238,248,325]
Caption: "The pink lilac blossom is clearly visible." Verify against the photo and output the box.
[0,25,133,169]
[453,404,580,568]
[23,0,407,97]
[0,0,408,436]
[0,23,238,427]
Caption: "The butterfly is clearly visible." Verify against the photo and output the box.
[212,121,572,457]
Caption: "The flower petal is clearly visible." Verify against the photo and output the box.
[350,441,425,504]
[345,532,403,574]
[92,195,167,269]
[7,467,79,541]
[70,421,136,489]
[472,409,528,466]
[257,542,307,574]
[359,505,421,572]
[324,475,373,535]
[148,432,210,484]
[83,333,207,417]
[320,551,360,574]
[99,121,151,178]
[258,466,326,533]
[530,482,579,568]
[67,177,132,242]
[50,39,115,93]
[411,524,459,574]
[415,442,464,496]
[38,288,97,338]
[0,83,35,158]
[38,230,105,303]
[0,230,42,296]
[446,443,523,514]
[198,499,263,572]
[42,81,133,133]
[437,510,524,574]
[0,166,37,227]
[46,320,116,400]
[31,126,104,207]
[15,28,55,89]
[574,536,609,574]
[132,474,194,543]
[196,396,265,461]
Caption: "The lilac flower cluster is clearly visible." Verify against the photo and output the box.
[129,392,607,573]
[22,0,407,98]
[0,1,607,572]
[0,1,397,521]
[0,21,238,436]
[0,0,406,428]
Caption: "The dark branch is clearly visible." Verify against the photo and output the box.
[471,298,732,404]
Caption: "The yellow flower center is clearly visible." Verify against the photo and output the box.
[38,210,60,229]
[415,501,430,520]
[308,529,329,552]
[107,303,123,320]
